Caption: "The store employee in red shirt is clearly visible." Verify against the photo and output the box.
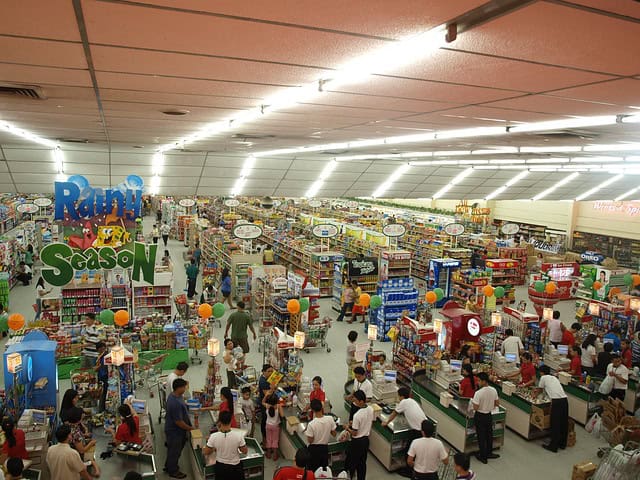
[561,322,582,347]
[519,352,537,387]
[459,364,478,398]
[273,448,315,480]
[621,339,632,369]
[569,346,582,377]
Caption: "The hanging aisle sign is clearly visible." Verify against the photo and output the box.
[382,224,406,237]
[233,223,262,239]
[501,223,520,235]
[312,224,339,238]
[444,223,465,236]
[17,204,38,214]
[33,198,52,207]
[348,257,378,276]
[529,238,561,254]
[224,199,240,207]
[179,198,196,207]
[40,242,157,287]
[308,200,322,208]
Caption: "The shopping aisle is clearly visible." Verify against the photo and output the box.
[0,223,609,479]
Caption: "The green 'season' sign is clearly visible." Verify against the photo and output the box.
[40,242,157,287]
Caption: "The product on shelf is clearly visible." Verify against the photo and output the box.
[485,258,519,304]
[379,250,412,281]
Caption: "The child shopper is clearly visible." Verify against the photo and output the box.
[239,386,256,436]
[263,394,283,460]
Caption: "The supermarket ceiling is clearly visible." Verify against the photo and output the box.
[1,0,640,200]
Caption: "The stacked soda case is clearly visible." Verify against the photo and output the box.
[523,322,543,354]
[370,278,418,341]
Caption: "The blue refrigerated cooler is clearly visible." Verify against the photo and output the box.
[428,258,461,307]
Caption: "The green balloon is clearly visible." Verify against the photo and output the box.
[494,286,505,299]
[213,303,226,319]
[583,278,594,289]
[299,298,310,313]
[370,295,383,309]
[433,288,445,301]
[100,309,114,325]
[623,273,633,287]
[534,281,545,293]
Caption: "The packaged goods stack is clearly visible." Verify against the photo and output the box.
[443,247,472,269]
[451,269,491,307]
[392,317,437,388]
[132,284,172,321]
[370,278,418,341]
[498,247,528,283]
[379,250,412,280]
[61,286,102,324]
[485,258,519,303]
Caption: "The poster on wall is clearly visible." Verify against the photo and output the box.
[594,267,610,301]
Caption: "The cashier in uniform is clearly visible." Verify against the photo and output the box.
[471,372,500,465]
[537,365,569,453]
[382,387,426,432]
[518,353,537,387]
[346,366,373,421]
[305,399,337,472]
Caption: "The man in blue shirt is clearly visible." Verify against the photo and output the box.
[164,378,194,478]
[604,327,622,352]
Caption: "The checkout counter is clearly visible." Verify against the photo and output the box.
[279,405,349,472]
[411,373,506,455]
[188,411,265,480]
[490,380,552,439]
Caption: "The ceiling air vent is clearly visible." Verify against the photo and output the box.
[0,84,46,100]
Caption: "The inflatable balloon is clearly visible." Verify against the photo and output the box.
[425,291,437,304]
[534,281,545,293]
[7,313,24,331]
[213,303,226,319]
[198,303,212,319]
[287,299,301,314]
[483,285,495,297]
[433,288,445,301]
[545,282,557,294]
[359,293,371,308]
[114,310,130,327]
[370,295,383,309]
[100,309,114,325]
[299,298,310,313]
[494,286,505,299]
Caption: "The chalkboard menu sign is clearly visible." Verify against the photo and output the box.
[348,257,378,277]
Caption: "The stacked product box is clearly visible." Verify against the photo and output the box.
[370,277,418,341]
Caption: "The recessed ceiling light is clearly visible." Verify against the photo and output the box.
[161,109,190,116]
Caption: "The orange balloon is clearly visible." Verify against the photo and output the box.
[8,313,25,331]
[287,299,300,314]
[483,285,495,297]
[593,281,603,291]
[359,293,371,307]
[425,291,437,304]
[545,282,557,294]
[609,286,621,297]
[198,303,212,319]
[114,310,130,327]
[633,274,640,287]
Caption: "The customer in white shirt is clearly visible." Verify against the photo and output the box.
[381,387,426,432]
[347,391,374,480]
[471,372,500,464]
[606,354,629,402]
[538,365,568,453]
[407,419,448,480]
[548,310,563,347]
[581,334,598,376]
[346,366,373,421]
[166,362,190,398]
[203,411,248,479]
[305,399,337,471]
[501,329,524,359]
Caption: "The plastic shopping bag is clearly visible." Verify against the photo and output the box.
[585,413,601,437]
[598,375,614,395]
[336,472,350,479]
[315,467,333,478]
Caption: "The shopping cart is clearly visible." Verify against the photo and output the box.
[436,448,457,480]
[136,352,168,397]
[593,441,640,480]
[303,317,331,353]
[174,294,199,321]
[235,366,258,391]
[188,331,206,365]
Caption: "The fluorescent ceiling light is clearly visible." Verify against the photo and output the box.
[583,143,640,152]
[151,152,164,175]
[508,115,617,133]
[230,156,257,196]
[485,170,530,200]
[520,146,583,153]
[472,147,519,155]
[304,160,338,198]
[432,168,474,199]
[532,172,580,200]
[571,156,621,163]
[371,163,411,198]
[489,159,526,164]
[618,114,640,124]
[326,25,448,88]
[614,187,640,201]
[231,177,247,197]
[575,174,623,201]
[52,147,64,174]
[526,158,570,164]
[0,120,58,148]
[433,150,472,157]
[150,174,160,195]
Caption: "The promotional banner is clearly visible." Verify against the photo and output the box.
[42,174,158,286]
[348,257,378,277]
